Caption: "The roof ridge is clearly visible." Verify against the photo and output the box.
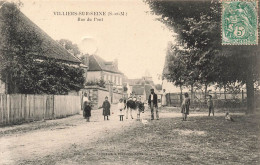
[1,3,81,63]
[92,55,103,70]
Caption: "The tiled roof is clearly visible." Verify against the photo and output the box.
[132,85,145,95]
[88,55,123,74]
[0,3,81,64]
[128,79,142,86]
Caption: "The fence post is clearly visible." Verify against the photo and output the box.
[52,95,55,119]
[168,93,171,106]
[242,90,244,102]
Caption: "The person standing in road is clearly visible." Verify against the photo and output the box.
[83,101,92,122]
[118,98,125,121]
[207,95,214,116]
[162,89,167,107]
[181,93,190,121]
[102,96,111,120]
[136,96,145,121]
[148,89,159,120]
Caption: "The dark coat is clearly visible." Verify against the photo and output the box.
[127,99,137,109]
[136,101,144,112]
[102,100,111,116]
[148,93,158,107]
[83,103,92,118]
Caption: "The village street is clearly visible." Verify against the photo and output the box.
[0,105,173,165]
[1,104,256,165]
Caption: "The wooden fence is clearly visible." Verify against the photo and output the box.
[0,94,80,126]
[165,91,254,109]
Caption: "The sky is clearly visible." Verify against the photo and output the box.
[18,0,174,84]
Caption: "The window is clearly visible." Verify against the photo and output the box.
[119,77,122,85]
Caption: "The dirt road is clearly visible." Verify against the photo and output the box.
[0,106,240,165]
[0,105,146,165]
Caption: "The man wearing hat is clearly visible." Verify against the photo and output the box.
[148,88,159,120]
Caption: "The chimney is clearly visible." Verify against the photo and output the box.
[82,54,89,67]
[114,58,118,69]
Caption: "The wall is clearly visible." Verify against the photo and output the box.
[113,92,123,104]
[102,71,123,86]
[81,86,123,109]
[87,71,102,81]
[0,94,80,126]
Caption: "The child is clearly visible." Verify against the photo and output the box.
[136,96,145,121]
[83,101,92,122]
[181,93,190,121]
[102,96,111,120]
[225,112,234,122]
[207,95,214,116]
[82,93,89,117]
[118,98,125,121]
[126,96,134,119]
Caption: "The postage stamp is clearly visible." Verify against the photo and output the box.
[222,0,258,45]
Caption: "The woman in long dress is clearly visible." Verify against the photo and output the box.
[162,89,167,107]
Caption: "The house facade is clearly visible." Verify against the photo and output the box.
[87,55,124,87]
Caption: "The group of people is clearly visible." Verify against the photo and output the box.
[117,94,145,121]
[181,93,215,121]
[82,88,161,122]
[82,89,216,122]
[123,88,159,121]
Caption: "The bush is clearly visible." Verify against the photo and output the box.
[86,79,106,88]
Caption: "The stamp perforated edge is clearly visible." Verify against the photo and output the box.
[221,0,259,45]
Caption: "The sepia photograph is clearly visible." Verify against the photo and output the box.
[0,0,259,164]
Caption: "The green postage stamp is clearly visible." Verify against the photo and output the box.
[222,0,258,45]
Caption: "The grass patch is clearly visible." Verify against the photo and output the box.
[20,114,260,165]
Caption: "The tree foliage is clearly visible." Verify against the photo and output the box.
[155,84,162,91]
[85,79,106,88]
[146,0,259,111]
[57,39,81,57]
[0,2,85,94]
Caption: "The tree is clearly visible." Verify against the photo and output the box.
[155,84,162,91]
[57,39,81,57]
[0,2,85,94]
[146,0,259,113]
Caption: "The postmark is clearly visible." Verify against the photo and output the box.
[222,0,258,45]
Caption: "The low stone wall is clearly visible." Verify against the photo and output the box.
[81,86,123,109]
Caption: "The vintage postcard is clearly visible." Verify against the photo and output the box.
[0,0,259,164]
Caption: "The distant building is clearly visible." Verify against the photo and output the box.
[87,55,124,87]
[132,85,146,102]
[125,70,161,101]
[144,84,161,100]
